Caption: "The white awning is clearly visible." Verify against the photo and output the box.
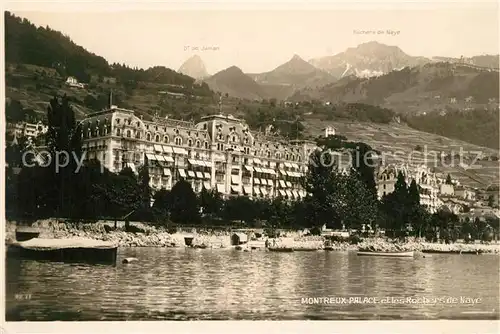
[253,158,261,164]
[188,159,197,166]
[155,155,166,162]
[292,163,299,169]
[163,168,171,176]
[163,155,174,163]
[173,147,187,155]
[253,188,261,195]
[216,184,225,193]
[267,169,276,175]
[244,165,253,172]
[292,190,300,198]
[244,186,252,195]
[196,171,204,179]
[154,144,163,152]
[204,161,213,168]
[284,162,292,168]
[279,169,287,176]
[187,170,196,178]
[231,175,240,184]
[254,178,261,184]
[279,180,287,187]
[162,146,173,153]
[231,185,240,193]
[254,167,263,173]
[178,169,187,178]
[269,161,276,168]
[146,153,156,160]
[285,190,293,198]
[279,189,286,196]
[198,161,207,167]
[264,179,273,186]
[286,181,293,187]
[260,187,268,196]
[203,172,210,179]
[300,190,307,198]
[203,181,211,189]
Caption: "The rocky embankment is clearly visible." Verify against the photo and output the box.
[7,220,232,248]
[358,238,500,254]
[6,220,500,254]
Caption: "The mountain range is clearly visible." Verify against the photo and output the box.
[189,41,499,102]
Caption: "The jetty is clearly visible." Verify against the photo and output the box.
[8,238,118,265]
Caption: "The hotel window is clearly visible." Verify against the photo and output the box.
[175,137,182,146]
[155,134,160,142]
[188,139,193,147]
[196,140,201,148]
[232,136,236,142]
[116,129,121,136]
[204,142,209,149]
[126,130,131,138]
[136,131,141,139]
[116,119,120,124]
[203,123,207,130]
[175,129,180,135]
[146,133,151,141]
[164,136,169,143]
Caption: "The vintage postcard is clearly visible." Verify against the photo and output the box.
[2,0,499,333]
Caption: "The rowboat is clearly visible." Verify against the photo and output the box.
[268,247,294,252]
[293,248,318,252]
[357,251,414,257]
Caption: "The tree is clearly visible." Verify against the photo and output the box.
[446,174,453,185]
[169,180,200,224]
[199,188,223,219]
[44,95,82,217]
[152,189,171,223]
[303,149,341,229]
[380,171,409,233]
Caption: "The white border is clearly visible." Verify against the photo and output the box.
[1,1,500,333]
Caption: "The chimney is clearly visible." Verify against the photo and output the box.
[109,90,113,108]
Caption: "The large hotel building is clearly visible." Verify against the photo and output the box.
[80,106,318,200]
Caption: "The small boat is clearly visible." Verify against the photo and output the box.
[8,238,118,265]
[268,247,294,252]
[293,248,318,252]
[357,251,414,257]
[422,249,482,255]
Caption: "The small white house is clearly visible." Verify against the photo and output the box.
[65,76,85,88]
[323,126,336,137]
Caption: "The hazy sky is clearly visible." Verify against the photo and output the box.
[10,3,500,74]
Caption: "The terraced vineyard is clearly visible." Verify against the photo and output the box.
[305,118,499,189]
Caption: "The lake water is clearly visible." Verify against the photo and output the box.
[5,248,499,320]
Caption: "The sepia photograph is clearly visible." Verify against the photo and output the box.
[2,0,499,332]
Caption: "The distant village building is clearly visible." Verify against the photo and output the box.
[7,121,48,139]
[450,97,457,104]
[465,96,474,103]
[323,126,336,137]
[440,184,455,196]
[455,186,476,201]
[65,76,85,88]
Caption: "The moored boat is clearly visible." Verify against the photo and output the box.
[7,238,118,265]
[357,251,414,257]
[268,247,294,252]
[293,248,318,252]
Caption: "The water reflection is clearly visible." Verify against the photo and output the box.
[5,248,499,320]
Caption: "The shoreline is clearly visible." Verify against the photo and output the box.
[6,220,500,255]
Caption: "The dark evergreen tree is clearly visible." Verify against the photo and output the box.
[169,180,200,224]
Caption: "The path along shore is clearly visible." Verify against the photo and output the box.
[5,220,500,255]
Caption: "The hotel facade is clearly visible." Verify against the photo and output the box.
[79,106,318,200]
[376,163,443,213]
